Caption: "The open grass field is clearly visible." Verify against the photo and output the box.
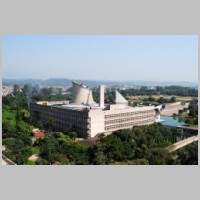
[127,95,196,102]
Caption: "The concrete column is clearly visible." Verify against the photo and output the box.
[99,85,104,108]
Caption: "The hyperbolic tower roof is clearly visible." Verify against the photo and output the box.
[71,81,95,105]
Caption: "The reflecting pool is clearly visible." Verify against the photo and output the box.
[159,116,187,127]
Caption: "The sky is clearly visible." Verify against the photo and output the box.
[2,35,198,83]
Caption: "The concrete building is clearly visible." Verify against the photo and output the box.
[30,81,161,138]
[2,85,14,96]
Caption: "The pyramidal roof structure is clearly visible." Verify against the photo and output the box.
[115,90,128,104]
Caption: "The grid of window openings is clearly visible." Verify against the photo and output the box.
[105,110,155,119]
[30,104,89,137]
[105,119,153,131]
[104,110,155,131]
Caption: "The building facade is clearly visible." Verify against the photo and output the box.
[30,81,160,138]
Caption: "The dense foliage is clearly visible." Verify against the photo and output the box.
[174,142,198,165]
[173,99,198,126]
[34,133,90,165]
[89,125,181,165]
[31,86,72,101]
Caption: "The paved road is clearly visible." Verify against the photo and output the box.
[177,125,198,131]
[168,136,198,152]
[161,102,189,116]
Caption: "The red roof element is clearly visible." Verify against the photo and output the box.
[34,132,45,138]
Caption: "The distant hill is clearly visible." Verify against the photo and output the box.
[3,78,71,87]
[2,78,198,88]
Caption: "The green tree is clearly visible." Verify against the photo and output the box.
[2,120,17,138]
[172,113,177,118]
[45,118,56,132]
[68,131,77,139]
[178,109,183,115]
[148,96,155,102]
[15,147,32,165]
[158,97,167,104]
[188,100,198,117]
[147,148,171,165]
[176,142,198,165]
[13,84,20,96]
[38,135,59,164]
[22,84,31,96]
[170,96,176,103]
[133,158,149,165]
[94,150,107,165]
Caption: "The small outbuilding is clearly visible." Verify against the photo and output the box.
[34,132,45,139]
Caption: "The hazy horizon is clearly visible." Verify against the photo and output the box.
[2,35,198,83]
[2,77,198,84]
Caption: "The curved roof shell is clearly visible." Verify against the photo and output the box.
[71,81,95,105]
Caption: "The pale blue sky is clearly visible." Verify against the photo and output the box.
[2,35,198,83]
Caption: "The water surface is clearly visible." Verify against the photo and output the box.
[160,116,187,127]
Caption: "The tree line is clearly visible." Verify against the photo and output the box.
[120,85,198,97]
